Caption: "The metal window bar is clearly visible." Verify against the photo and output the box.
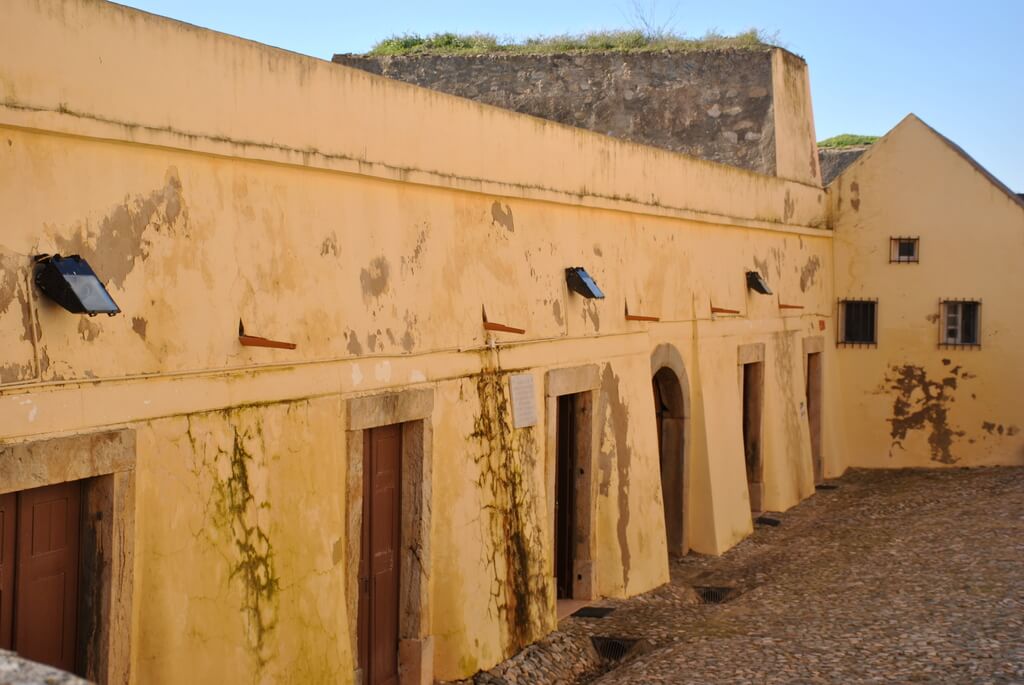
[939,299,982,349]
[889,237,920,263]
[837,298,878,347]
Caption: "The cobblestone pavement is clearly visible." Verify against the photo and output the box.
[472,467,1024,685]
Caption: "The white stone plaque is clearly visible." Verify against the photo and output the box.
[508,373,537,429]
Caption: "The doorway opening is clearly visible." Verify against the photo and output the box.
[741,362,765,513]
[806,352,824,484]
[554,394,580,600]
[0,481,83,674]
[359,424,403,685]
[652,367,686,559]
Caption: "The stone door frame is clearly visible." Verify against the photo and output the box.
[345,387,434,685]
[650,343,692,557]
[544,364,600,601]
[0,429,136,685]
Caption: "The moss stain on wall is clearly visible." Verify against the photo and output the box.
[187,410,281,672]
[468,352,550,654]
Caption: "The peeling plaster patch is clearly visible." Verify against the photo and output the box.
[400,330,415,353]
[783,189,795,222]
[320,232,339,257]
[552,300,564,326]
[1008,426,1020,437]
[131,316,148,340]
[850,181,861,211]
[367,332,379,352]
[374,361,392,383]
[583,300,600,331]
[599,365,631,591]
[770,247,784,278]
[0,255,34,344]
[351,364,363,386]
[409,370,426,383]
[345,330,363,356]
[27,405,38,423]
[56,168,188,289]
[926,313,940,324]
[78,317,101,342]
[386,329,396,346]
[981,421,997,434]
[799,255,821,292]
[359,256,390,298]
[883,364,972,464]
[592,244,603,257]
[753,255,770,280]
[401,227,429,275]
[491,202,515,232]
[0,363,32,384]
[401,311,418,353]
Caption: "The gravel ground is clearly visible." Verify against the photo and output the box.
[471,467,1024,685]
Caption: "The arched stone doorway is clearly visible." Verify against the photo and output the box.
[650,344,691,559]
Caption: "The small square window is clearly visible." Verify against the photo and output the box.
[940,300,981,347]
[838,299,877,346]
[890,237,919,263]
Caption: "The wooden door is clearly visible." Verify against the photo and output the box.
[0,492,15,650]
[14,481,82,672]
[806,353,824,484]
[555,394,577,600]
[742,363,764,512]
[359,425,402,685]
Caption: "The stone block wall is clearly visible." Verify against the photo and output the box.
[333,50,784,177]
[819,146,870,186]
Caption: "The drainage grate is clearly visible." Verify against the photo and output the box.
[572,606,616,618]
[694,586,735,604]
[591,636,638,662]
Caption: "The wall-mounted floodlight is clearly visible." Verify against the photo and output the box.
[746,271,773,296]
[566,267,604,299]
[34,254,120,316]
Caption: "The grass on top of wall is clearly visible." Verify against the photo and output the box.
[366,29,776,56]
[818,134,880,149]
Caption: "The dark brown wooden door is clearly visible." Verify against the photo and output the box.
[0,492,15,650]
[14,481,82,672]
[742,363,764,512]
[806,352,824,484]
[359,425,402,685]
[555,394,577,600]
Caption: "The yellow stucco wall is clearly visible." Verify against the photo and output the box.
[771,49,822,187]
[831,115,1024,468]
[0,1,839,682]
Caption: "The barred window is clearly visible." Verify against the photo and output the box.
[941,300,981,347]
[839,299,877,346]
[890,237,919,263]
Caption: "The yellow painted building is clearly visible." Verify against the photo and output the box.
[830,114,1024,468]
[0,2,1018,684]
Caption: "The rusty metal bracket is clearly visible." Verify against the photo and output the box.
[482,306,525,335]
[238,320,297,350]
[624,302,659,322]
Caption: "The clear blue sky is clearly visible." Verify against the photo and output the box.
[122,0,1024,190]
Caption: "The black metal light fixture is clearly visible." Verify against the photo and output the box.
[746,271,773,295]
[34,254,120,316]
[566,267,605,299]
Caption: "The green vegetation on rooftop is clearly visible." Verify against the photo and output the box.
[366,29,776,56]
[818,134,880,149]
